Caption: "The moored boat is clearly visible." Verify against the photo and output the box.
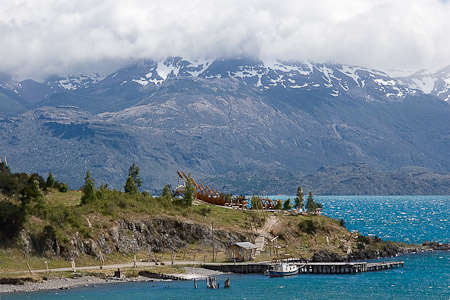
[269,263,298,277]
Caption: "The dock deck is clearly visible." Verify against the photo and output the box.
[202,260,404,275]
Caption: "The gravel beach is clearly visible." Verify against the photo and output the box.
[0,267,226,294]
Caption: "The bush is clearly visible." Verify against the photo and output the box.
[54,181,68,192]
[251,195,262,210]
[58,183,68,192]
[104,202,116,216]
[274,200,282,210]
[283,198,292,210]
[298,219,318,234]
[0,200,26,243]
[196,206,211,217]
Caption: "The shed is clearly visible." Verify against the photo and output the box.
[225,242,257,262]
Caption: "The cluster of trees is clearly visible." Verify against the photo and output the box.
[0,163,68,243]
[0,163,69,216]
[294,186,322,213]
[81,163,144,205]
[249,186,322,213]
[81,162,194,207]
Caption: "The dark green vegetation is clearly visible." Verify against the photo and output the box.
[294,186,305,210]
[306,192,322,213]
[124,162,142,195]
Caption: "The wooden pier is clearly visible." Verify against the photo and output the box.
[202,262,269,274]
[297,261,403,274]
[202,260,403,275]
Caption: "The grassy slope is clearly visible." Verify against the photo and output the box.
[0,189,374,273]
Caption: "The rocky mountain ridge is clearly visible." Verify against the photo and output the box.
[1,57,450,194]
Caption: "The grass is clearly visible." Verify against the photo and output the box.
[45,190,82,206]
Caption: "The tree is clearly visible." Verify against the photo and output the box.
[46,172,55,189]
[283,198,292,210]
[161,184,173,201]
[124,162,142,194]
[251,195,262,210]
[182,177,195,206]
[294,186,305,211]
[20,178,46,216]
[306,192,322,213]
[0,200,26,243]
[274,200,282,210]
[81,171,96,205]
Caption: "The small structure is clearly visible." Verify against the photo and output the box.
[226,242,257,262]
[313,208,322,215]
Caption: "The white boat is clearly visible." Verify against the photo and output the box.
[269,263,298,277]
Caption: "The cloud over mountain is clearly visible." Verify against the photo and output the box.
[1,0,450,80]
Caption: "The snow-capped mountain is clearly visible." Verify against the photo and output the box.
[1,57,450,194]
[100,57,414,102]
[396,65,450,102]
[0,72,103,106]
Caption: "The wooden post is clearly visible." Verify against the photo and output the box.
[133,254,137,268]
[71,259,76,273]
[183,247,187,260]
[194,278,197,288]
[99,250,104,269]
[26,263,33,276]
[45,261,49,274]
[171,249,174,265]
[224,277,230,288]
[211,221,215,262]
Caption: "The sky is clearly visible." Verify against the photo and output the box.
[1,0,450,81]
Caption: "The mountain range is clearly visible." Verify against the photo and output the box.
[1,57,449,194]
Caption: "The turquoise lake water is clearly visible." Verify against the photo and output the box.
[3,196,450,299]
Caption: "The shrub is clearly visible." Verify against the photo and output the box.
[251,195,262,210]
[196,206,211,217]
[298,219,318,234]
[46,172,55,189]
[0,200,26,243]
[58,184,68,192]
[283,198,292,210]
[274,200,282,210]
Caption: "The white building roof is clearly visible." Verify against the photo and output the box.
[234,242,257,249]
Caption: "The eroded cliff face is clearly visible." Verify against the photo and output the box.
[23,217,246,259]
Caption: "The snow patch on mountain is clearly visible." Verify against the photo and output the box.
[48,73,104,91]
[411,77,435,94]
[395,66,450,102]
[185,59,213,77]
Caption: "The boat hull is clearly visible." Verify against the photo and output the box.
[269,270,298,277]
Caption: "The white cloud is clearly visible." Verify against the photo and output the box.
[1,0,450,80]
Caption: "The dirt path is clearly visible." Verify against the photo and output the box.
[257,215,279,236]
[10,260,202,274]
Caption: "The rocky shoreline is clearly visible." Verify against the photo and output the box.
[312,240,450,262]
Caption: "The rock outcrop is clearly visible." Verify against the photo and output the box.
[23,217,246,260]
